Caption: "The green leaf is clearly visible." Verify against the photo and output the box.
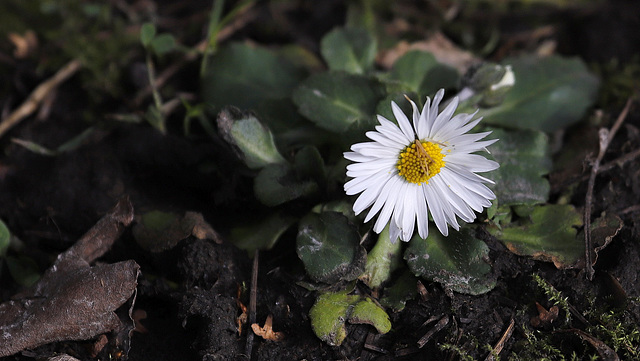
[12,128,96,156]
[309,290,359,346]
[293,145,326,185]
[217,108,286,169]
[311,200,357,224]
[292,71,382,134]
[132,210,190,252]
[56,127,95,153]
[388,50,459,98]
[309,291,391,347]
[375,93,414,125]
[476,55,600,132]
[10,138,57,156]
[485,127,552,206]
[254,163,319,207]
[230,212,297,253]
[405,226,495,295]
[5,255,40,287]
[150,33,176,55]
[145,104,165,134]
[349,297,391,334]
[380,270,418,312]
[320,27,376,74]
[296,212,366,284]
[140,22,156,48]
[360,224,402,288]
[488,204,583,269]
[202,42,305,111]
[0,219,10,257]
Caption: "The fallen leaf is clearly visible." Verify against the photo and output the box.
[8,30,38,58]
[251,314,284,342]
[0,197,139,357]
[377,32,477,73]
[133,210,221,252]
[560,329,620,361]
[530,302,559,328]
[132,309,148,334]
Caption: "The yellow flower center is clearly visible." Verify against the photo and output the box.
[396,140,446,184]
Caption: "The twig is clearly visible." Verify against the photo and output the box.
[132,5,257,106]
[0,59,82,138]
[417,315,449,348]
[552,145,640,193]
[597,147,640,174]
[584,97,633,280]
[244,249,259,360]
[484,318,515,361]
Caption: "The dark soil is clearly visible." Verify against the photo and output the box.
[1,1,640,360]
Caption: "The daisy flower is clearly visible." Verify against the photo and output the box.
[344,89,499,242]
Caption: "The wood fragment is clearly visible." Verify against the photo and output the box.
[394,346,420,357]
[0,59,82,138]
[244,250,259,360]
[47,355,81,361]
[584,97,633,280]
[236,284,248,335]
[485,318,515,361]
[0,197,138,357]
[558,329,621,361]
[417,315,449,348]
[364,333,388,354]
[417,280,429,301]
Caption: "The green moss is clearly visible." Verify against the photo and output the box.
[532,273,572,324]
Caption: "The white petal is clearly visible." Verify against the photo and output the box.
[437,170,485,214]
[429,96,458,136]
[376,116,410,144]
[346,167,393,178]
[366,131,406,149]
[446,154,499,172]
[401,185,418,241]
[416,96,431,139]
[351,143,399,158]
[407,97,421,133]
[367,175,402,224]
[391,181,409,231]
[344,152,374,163]
[426,89,446,136]
[430,177,464,228]
[349,173,392,210]
[447,132,494,148]
[347,158,397,172]
[432,113,476,141]
[392,101,415,140]
[424,183,448,236]
[416,184,429,239]
[389,221,402,243]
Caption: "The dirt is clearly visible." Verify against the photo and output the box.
[1,1,640,360]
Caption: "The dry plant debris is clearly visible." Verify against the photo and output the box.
[251,314,284,342]
[0,197,138,357]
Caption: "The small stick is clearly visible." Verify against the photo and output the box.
[417,315,449,348]
[244,250,259,360]
[584,97,633,280]
[133,5,257,106]
[0,59,82,138]
[484,318,515,361]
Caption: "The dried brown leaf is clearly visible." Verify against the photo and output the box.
[251,315,284,342]
[0,197,139,357]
